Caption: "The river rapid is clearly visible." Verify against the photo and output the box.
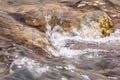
[0,0,120,80]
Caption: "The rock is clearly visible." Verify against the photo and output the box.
[74,0,120,29]
[96,57,120,70]
[0,62,8,74]
[4,56,109,80]
[3,0,76,6]
[0,12,56,57]
[1,69,36,80]
[15,3,80,33]
[59,0,80,7]
[0,0,13,12]
[99,68,120,80]
[1,63,110,80]
[79,11,114,37]
[3,0,42,6]
[77,68,109,80]
[15,3,114,38]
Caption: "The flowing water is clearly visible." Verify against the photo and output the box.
[1,0,120,80]
[5,18,120,80]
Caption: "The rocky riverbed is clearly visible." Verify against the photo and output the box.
[0,0,120,80]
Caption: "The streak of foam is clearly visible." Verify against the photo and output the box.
[51,29,120,45]
[59,48,109,58]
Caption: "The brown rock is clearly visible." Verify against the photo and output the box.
[14,3,80,33]
[0,12,56,57]
[74,0,120,29]
[79,11,114,37]
[2,0,42,6]
[15,3,114,38]
[0,0,13,12]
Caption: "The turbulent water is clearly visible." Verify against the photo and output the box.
[45,16,120,58]
[1,0,120,80]
[8,17,120,80]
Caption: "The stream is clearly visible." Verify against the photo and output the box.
[0,0,120,80]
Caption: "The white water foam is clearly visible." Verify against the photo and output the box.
[45,15,120,58]
[59,48,110,58]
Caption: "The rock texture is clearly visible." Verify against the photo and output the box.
[79,11,114,37]
[0,1,13,12]
[14,3,114,37]
[0,12,56,58]
[14,3,80,33]
[74,0,120,29]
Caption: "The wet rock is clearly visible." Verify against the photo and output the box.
[16,4,114,37]
[0,0,13,12]
[1,69,36,80]
[0,35,33,58]
[79,11,114,37]
[3,0,82,7]
[74,0,120,29]
[99,68,120,80]
[0,62,8,74]
[3,0,42,6]
[59,0,80,7]
[0,52,15,75]
[0,11,56,57]
[15,3,80,33]
[59,49,120,71]
[7,57,109,80]
[96,57,120,70]
[40,69,109,80]
[0,1,119,80]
